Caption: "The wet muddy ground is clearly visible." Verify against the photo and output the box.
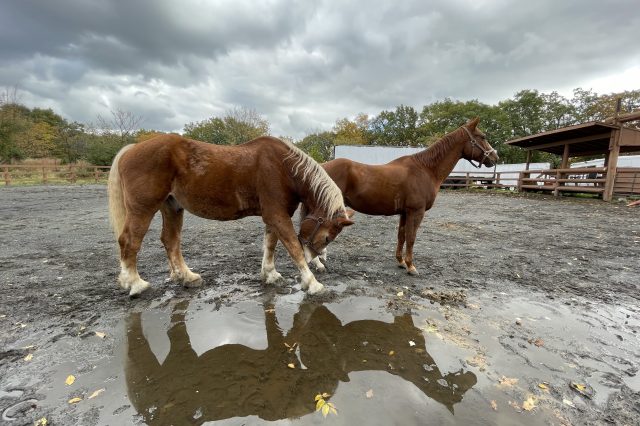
[1,185,639,425]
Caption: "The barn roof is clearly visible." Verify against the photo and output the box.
[504,122,626,156]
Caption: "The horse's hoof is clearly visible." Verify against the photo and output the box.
[129,279,151,297]
[407,267,419,276]
[315,263,326,273]
[262,270,283,285]
[307,280,325,295]
[397,261,407,269]
[183,274,203,288]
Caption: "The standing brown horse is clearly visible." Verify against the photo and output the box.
[108,135,354,296]
[316,118,498,275]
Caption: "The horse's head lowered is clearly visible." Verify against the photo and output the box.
[298,208,355,261]
[461,117,499,168]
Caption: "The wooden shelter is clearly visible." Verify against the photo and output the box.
[506,111,640,201]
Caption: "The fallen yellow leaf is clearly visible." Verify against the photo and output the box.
[497,376,518,387]
[24,353,33,361]
[68,397,82,404]
[264,308,275,313]
[522,395,537,411]
[34,418,48,426]
[397,291,404,297]
[389,350,395,356]
[65,375,75,386]
[88,388,105,399]
[322,403,330,417]
[95,331,106,339]
[490,400,497,411]
[287,363,295,369]
[316,398,325,411]
[538,383,549,391]
[366,389,374,399]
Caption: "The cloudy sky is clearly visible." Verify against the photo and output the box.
[1,0,639,138]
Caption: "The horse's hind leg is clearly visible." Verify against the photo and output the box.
[260,225,283,284]
[118,211,156,296]
[160,196,202,288]
[396,213,407,268]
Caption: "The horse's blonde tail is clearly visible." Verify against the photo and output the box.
[108,144,135,241]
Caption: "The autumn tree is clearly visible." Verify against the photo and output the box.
[183,107,270,145]
[297,131,335,162]
[333,113,370,146]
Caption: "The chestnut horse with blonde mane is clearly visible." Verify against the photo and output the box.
[313,118,498,275]
[108,135,354,296]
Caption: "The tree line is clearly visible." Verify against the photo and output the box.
[1,86,638,166]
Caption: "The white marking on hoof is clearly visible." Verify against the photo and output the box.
[307,279,325,295]
[407,266,419,276]
[129,279,151,296]
[261,269,283,285]
[310,257,326,273]
[397,260,407,269]
[319,248,327,262]
[182,273,203,288]
[118,275,131,291]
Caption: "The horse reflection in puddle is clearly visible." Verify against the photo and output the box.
[126,301,477,424]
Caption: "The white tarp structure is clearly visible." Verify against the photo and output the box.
[570,154,640,168]
[333,145,549,187]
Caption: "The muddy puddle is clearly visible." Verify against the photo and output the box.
[6,284,637,425]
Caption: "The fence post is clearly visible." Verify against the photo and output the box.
[3,166,9,186]
[42,166,47,184]
[465,173,470,189]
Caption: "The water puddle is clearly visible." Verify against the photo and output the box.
[122,295,478,424]
[10,288,638,425]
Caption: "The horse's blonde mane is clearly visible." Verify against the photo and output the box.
[279,139,345,217]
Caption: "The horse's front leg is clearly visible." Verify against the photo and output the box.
[396,213,407,268]
[266,215,324,294]
[309,247,327,272]
[403,210,425,276]
[261,225,283,284]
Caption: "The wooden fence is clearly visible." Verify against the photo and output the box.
[2,164,111,186]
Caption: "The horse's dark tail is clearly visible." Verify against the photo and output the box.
[108,144,135,241]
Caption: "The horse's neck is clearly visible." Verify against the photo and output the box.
[414,129,465,182]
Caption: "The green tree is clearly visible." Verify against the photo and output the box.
[184,107,270,145]
[297,131,336,162]
[369,105,420,146]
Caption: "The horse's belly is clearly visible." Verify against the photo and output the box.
[173,189,261,220]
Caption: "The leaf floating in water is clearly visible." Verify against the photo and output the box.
[366,389,374,399]
[522,395,537,411]
[388,350,395,356]
[315,393,337,417]
[497,376,518,387]
[68,397,82,404]
[95,332,106,339]
[65,375,75,386]
[408,340,416,347]
[490,400,497,411]
[287,363,295,369]
[24,353,33,361]
[88,388,105,399]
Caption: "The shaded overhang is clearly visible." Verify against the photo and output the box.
[505,122,640,156]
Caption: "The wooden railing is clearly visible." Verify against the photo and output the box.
[1,164,111,186]
[518,167,607,194]
[441,171,513,190]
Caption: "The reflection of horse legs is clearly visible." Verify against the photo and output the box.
[396,213,407,268]
[265,213,324,294]
[118,211,155,295]
[403,210,425,275]
[261,225,283,284]
[160,197,202,288]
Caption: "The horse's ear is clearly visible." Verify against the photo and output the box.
[337,216,355,227]
[467,117,480,130]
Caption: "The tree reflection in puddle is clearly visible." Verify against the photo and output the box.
[125,299,476,424]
